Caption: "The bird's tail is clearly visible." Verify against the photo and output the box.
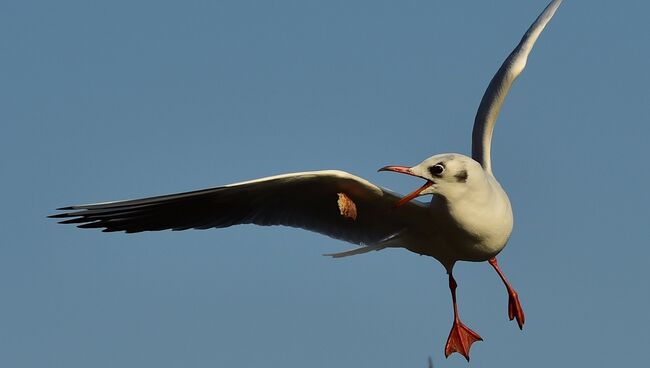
[323,231,403,258]
[322,245,386,258]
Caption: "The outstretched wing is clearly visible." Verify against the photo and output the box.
[50,170,428,246]
[472,0,562,173]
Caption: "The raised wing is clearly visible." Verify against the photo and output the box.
[50,170,428,247]
[471,0,562,173]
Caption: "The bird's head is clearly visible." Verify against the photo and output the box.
[379,153,485,206]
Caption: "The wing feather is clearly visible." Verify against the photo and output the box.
[50,170,428,246]
[471,0,562,173]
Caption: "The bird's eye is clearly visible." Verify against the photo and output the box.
[429,164,445,176]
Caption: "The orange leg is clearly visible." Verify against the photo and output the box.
[444,273,482,361]
[489,257,525,329]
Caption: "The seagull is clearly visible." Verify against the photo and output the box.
[50,0,562,361]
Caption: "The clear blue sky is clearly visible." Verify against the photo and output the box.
[3,1,649,367]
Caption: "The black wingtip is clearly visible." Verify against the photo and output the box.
[56,206,75,211]
[58,217,89,225]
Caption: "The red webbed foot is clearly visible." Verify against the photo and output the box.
[445,319,483,361]
[507,288,525,329]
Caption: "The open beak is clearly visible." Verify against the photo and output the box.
[378,165,434,207]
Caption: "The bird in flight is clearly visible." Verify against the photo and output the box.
[50,0,563,361]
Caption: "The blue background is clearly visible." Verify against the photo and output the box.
[3,1,649,367]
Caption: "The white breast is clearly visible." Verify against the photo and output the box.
[444,175,514,261]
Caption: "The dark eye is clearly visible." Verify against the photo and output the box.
[429,164,445,176]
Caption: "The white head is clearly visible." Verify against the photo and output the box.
[379,153,487,206]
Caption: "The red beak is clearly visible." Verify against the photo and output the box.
[378,166,434,207]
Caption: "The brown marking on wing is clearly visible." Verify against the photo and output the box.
[337,192,357,220]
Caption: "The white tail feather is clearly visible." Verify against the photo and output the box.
[323,245,385,258]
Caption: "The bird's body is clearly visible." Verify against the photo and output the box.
[51,0,563,361]
[381,154,514,270]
